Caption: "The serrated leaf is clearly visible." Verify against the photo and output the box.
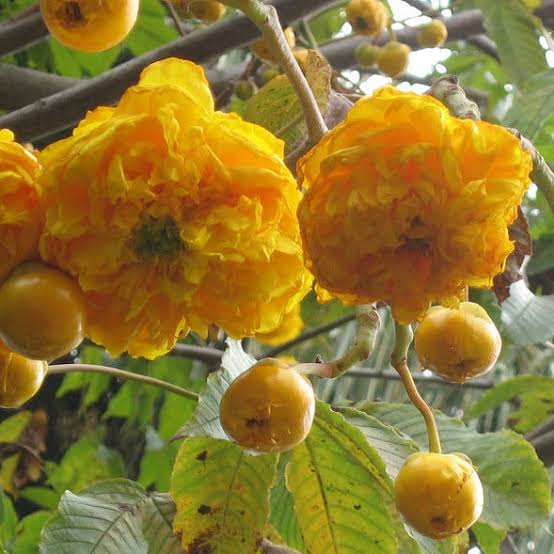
[472,522,506,554]
[243,50,332,153]
[361,403,551,530]
[39,479,181,554]
[170,436,278,553]
[465,375,554,433]
[286,402,399,554]
[172,339,254,441]
[501,280,554,345]
[505,69,554,140]
[475,0,548,88]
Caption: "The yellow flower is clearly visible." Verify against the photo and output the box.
[297,87,532,323]
[0,130,42,283]
[256,303,304,346]
[40,58,310,359]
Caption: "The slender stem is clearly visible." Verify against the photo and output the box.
[225,0,328,143]
[164,0,187,37]
[48,364,199,401]
[264,313,356,357]
[295,305,380,378]
[391,321,442,454]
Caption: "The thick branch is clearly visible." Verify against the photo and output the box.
[0,64,77,111]
[0,11,48,58]
[0,0,337,141]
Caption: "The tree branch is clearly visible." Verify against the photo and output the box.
[0,10,48,58]
[0,0,337,142]
[0,64,77,111]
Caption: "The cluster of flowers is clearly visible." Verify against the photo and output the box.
[1,58,532,362]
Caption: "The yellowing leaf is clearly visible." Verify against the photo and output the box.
[171,437,278,553]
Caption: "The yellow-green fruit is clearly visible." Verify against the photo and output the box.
[0,263,86,361]
[260,68,280,85]
[185,0,226,22]
[395,452,484,539]
[415,302,502,384]
[416,20,448,48]
[356,43,381,67]
[219,358,315,453]
[346,0,389,37]
[377,40,411,77]
[251,27,296,62]
[0,342,47,409]
[234,80,256,100]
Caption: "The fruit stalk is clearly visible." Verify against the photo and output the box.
[48,364,199,401]
[295,305,380,378]
[391,321,442,454]
[222,0,328,143]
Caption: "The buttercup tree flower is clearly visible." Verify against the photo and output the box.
[39,58,310,359]
[0,130,42,283]
[256,303,304,346]
[297,87,532,323]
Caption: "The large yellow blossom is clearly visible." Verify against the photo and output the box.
[297,87,532,323]
[256,303,304,346]
[0,130,42,283]
[39,58,310,359]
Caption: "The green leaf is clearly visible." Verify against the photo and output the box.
[0,491,17,552]
[465,375,554,433]
[172,339,254,441]
[0,412,31,443]
[171,436,278,553]
[270,454,306,553]
[500,280,554,345]
[361,402,551,530]
[45,437,126,496]
[505,69,554,140]
[243,50,332,153]
[334,408,462,554]
[39,479,182,554]
[138,427,179,492]
[475,0,548,88]
[56,346,110,409]
[339,408,419,479]
[285,402,399,554]
[19,487,60,511]
[13,511,52,554]
[472,522,506,554]
[126,0,179,56]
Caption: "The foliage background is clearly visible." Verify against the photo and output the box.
[1,0,554,552]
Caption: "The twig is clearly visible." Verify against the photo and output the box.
[345,367,494,389]
[228,0,328,143]
[164,0,187,36]
[171,343,224,363]
[264,313,355,357]
[48,363,199,400]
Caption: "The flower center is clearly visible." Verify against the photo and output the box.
[130,215,185,260]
